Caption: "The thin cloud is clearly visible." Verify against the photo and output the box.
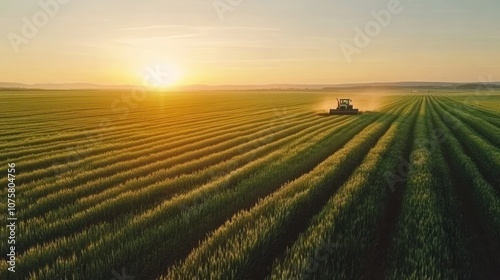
[121,25,281,33]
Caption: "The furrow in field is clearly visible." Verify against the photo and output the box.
[17,109,310,196]
[20,112,334,224]
[13,95,410,205]
[8,113,347,279]
[78,98,413,279]
[435,97,500,147]
[14,114,351,255]
[15,108,307,178]
[269,98,417,280]
[0,98,305,147]
[5,97,405,202]
[427,98,500,277]
[14,109,309,187]
[430,96,500,189]
[20,106,386,280]
[164,98,413,280]
[442,96,500,127]
[358,97,421,279]
[0,93,414,278]
[6,107,308,175]
[0,106,295,160]
[0,97,306,143]
[384,97,475,279]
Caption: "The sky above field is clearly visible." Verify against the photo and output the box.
[1,0,499,86]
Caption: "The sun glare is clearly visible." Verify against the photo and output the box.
[141,63,182,90]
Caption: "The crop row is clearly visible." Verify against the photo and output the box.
[264,97,420,280]
[432,98,499,188]
[437,97,500,148]
[164,97,415,279]
[13,98,410,279]
[2,105,301,163]
[11,107,309,181]
[16,113,348,252]
[20,112,328,219]
[1,109,351,277]
[17,110,311,207]
[442,96,500,127]
[427,97,500,269]
[384,97,474,279]
[16,96,406,208]
[1,95,307,150]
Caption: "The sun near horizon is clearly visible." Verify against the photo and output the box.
[1,0,500,86]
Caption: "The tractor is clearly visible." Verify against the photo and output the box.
[329,98,359,115]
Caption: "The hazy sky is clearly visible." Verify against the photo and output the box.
[1,0,499,85]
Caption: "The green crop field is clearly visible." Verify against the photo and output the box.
[0,89,499,280]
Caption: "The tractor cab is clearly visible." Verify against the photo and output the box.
[329,98,359,115]
[338,99,352,110]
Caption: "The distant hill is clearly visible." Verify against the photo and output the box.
[1,81,499,91]
[455,83,500,89]
[0,82,135,90]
